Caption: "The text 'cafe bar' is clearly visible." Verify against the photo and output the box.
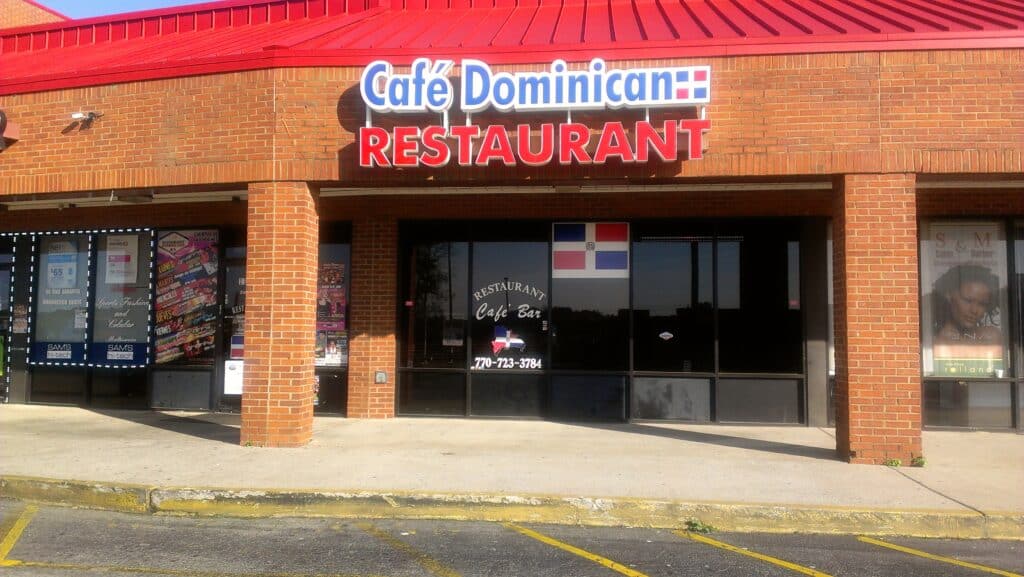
[0,0,1021,464]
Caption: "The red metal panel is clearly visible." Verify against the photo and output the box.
[633,1,674,40]
[309,0,327,17]
[813,0,910,33]
[610,0,644,42]
[47,29,61,48]
[584,0,612,43]
[433,8,492,45]
[214,8,232,26]
[287,0,308,18]
[463,6,516,46]
[943,0,1024,28]
[762,0,843,34]
[160,15,178,33]
[659,0,711,39]
[552,1,585,44]
[144,17,161,36]
[95,24,110,42]
[490,5,538,46]
[351,10,422,47]
[735,0,811,36]
[269,2,288,22]
[30,31,45,50]
[520,4,560,44]
[375,10,440,47]
[196,11,214,30]
[872,0,983,31]
[407,9,473,47]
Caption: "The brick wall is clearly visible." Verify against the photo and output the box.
[833,174,922,465]
[240,181,319,447]
[347,217,398,418]
[1,49,1021,196]
[0,0,63,29]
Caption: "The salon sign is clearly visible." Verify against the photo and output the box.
[358,58,711,168]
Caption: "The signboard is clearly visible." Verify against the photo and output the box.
[922,222,1009,377]
[154,230,219,365]
[358,58,711,168]
[90,233,151,366]
[32,235,90,364]
[315,261,348,367]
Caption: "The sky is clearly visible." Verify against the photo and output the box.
[43,0,207,19]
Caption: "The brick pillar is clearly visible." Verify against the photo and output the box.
[347,217,397,418]
[833,173,922,464]
[240,181,319,447]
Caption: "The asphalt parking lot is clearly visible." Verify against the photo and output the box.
[1,500,1021,577]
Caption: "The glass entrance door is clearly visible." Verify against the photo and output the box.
[468,241,549,416]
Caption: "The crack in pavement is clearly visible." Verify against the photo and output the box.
[886,466,987,516]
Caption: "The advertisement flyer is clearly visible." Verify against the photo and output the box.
[922,222,1009,377]
[104,234,139,285]
[314,262,347,367]
[91,233,151,366]
[154,230,219,364]
[32,235,89,364]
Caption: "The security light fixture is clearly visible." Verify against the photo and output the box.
[71,112,102,121]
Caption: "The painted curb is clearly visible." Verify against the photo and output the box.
[2,476,1022,540]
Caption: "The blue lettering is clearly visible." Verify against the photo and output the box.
[359,61,389,110]
[461,59,492,113]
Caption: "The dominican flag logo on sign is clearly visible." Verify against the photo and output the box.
[552,223,629,279]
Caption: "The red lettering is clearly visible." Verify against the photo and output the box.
[449,125,480,166]
[679,119,711,160]
[635,120,677,162]
[420,125,450,168]
[558,123,591,165]
[517,124,554,166]
[359,126,391,167]
[475,125,516,166]
[392,126,420,167]
[593,121,635,164]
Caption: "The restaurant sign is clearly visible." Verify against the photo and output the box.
[358,58,711,168]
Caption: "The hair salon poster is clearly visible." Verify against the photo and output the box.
[922,222,1008,377]
[154,230,219,364]
[31,235,89,364]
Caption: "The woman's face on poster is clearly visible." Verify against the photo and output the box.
[948,280,992,329]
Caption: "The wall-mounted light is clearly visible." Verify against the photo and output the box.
[67,111,103,131]
[70,112,102,121]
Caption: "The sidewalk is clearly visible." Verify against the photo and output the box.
[1,405,1021,538]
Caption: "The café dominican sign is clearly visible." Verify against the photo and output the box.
[358,58,712,168]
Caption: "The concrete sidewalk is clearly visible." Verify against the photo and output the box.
[1,405,1021,538]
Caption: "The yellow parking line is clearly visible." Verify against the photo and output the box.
[4,559,385,577]
[674,531,834,577]
[858,536,1023,577]
[504,522,650,577]
[358,522,461,577]
[0,504,37,562]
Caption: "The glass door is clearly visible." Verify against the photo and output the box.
[468,241,549,417]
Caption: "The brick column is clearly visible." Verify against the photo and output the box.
[240,181,319,447]
[347,217,398,418]
[833,173,922,464]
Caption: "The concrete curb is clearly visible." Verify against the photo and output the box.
[2,475,1021,540]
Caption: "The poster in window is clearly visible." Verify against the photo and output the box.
[154,230,219,365]
[314,261,347,367]
[922,222,1010,377]
[90,233,151,366]
[32,235,89,364]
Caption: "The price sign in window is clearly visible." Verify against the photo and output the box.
[90,232,152,367]
[32,234,90,364]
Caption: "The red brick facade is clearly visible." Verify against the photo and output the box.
[0,35,1021,462]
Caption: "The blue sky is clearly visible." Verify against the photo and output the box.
[43,0,207,19]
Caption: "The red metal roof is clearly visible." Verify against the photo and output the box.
[0,0,1022,95]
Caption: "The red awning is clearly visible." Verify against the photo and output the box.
[1,0,1022,95]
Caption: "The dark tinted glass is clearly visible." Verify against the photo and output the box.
[549,375,625,420]
[716,378,801,423]
[632,237,714,372]
[717,223,803,373]
[551,278,629,370]
[923,381,1013,428]
[632,377,710,421]
[398,371,465,415]
[470,373,545,417]
[470,242,548,371]
[403,242,469,368]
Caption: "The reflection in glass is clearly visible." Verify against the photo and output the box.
[633,238,714,372]
[924,381,1012,428]
[716,225,803,373]
[470,373,545,416]
[632,377,710,421]
[405,242,468,368]
[91,233,152,366]
[920,222,1010,378]
[398,371,465,415]
[549,375,625,420]
[33,234,90,364]
[717,378,801,423]
[551,278,629,371]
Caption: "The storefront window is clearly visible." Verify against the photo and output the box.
[315,244,350,369]
[716,224,803,374]
[404,241,468,369]
[32,234,90,365]
[632,232,714,372]
[920,221,1010,378]
[551,223,630,371]
[154,230,219,365]
[90,232,152,367]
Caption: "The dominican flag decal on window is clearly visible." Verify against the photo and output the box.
[552,222,629,279]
